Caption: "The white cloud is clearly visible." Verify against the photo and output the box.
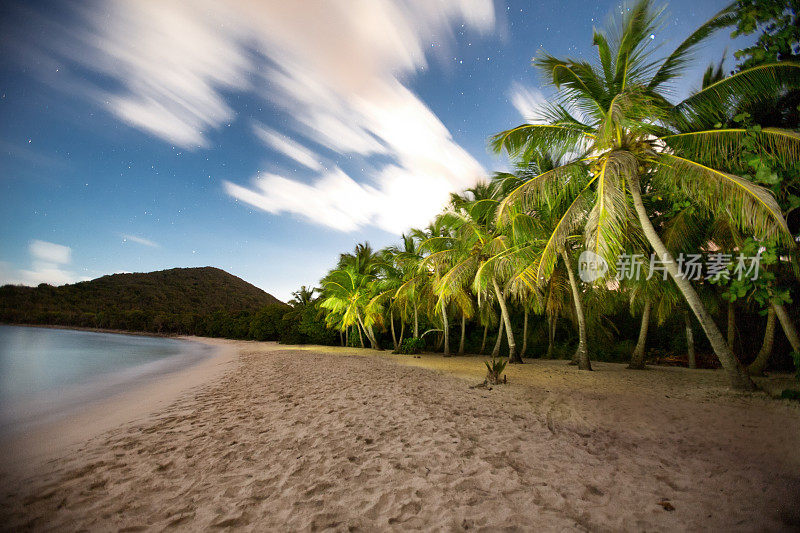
[252,123,323,171]
[0,240,88,287]
[20,0,496,233]
[122,234,159,248]
[29,240,71,264]
[510,82,549,123]
[225,1,493,233]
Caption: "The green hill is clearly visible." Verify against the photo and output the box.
[0,267,286,336]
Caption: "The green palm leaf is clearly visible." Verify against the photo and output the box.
[674,63,800,129]
[654,153,792,243]
[662,128,800,168]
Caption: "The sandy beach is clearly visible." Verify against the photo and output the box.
[1,340,799,531]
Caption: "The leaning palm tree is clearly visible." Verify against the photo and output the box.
[496,155,597,370]
[492,0,799,389]
[425,187,528,363]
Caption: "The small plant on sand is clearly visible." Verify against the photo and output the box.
[395,337,425,355]
[484,357,507,385]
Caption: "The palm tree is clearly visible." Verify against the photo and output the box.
[320,243,385,351]
[425,185,528,363]
[492,0,798,389]
[496,157,595,370]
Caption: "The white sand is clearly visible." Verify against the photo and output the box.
[1,340,798,531]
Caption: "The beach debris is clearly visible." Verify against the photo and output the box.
[658,500,675,511]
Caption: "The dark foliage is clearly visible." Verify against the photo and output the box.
[395,337,425,354]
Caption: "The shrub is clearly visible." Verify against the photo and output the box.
[395,337,425,354]
[484,357,507,385]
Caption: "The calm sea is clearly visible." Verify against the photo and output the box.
[0,325,212,433]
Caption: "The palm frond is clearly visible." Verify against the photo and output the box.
[654,153,792,243]
[661,128,800,168]
[674,63,800,129]
[495,159,592,225]
[490,123,595,161]
[648,4,738,91]
[585,151,638,266]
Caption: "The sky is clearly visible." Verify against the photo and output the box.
[0,0,751,301]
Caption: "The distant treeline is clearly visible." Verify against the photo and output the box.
[0,266,333,345]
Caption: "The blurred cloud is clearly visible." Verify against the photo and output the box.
[252,123,323,172]
[0,240,88,286]
[15,0,495,234]
[510,83,549,123]
[122,235,159,248]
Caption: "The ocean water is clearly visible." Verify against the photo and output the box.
[0,325,212,432]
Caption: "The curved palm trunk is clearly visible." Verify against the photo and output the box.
[491,319,504,358]
[458,314,466,355]
[560,250,591,370]
[441,299,450,357]
[356,323,364,348]
[413,304,419,338]
[773,301,800,354]
[367,325,382,350]
[398,321,405,348]
[685,312,696,369]
[727,302,736,353]
[628,298,651,370]
[749,305,776,376]
[356,310,380,351]
[521,307,529,358]
[480,323,488,354]
[390,308,398,351]
[493,278,521,364]
[629,177,754,390]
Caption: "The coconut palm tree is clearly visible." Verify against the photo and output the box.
[424,185,530,363]
[320,243,385,350]
[492,0,799,389]
[495,155,596,370]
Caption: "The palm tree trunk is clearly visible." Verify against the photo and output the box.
[749,305,776,376]
[727,301,736,353]
[491,319,504,358]
[629,177,754,390]
[340,330,344,347]
[413,304,419,338]
[356,310,379,350]
[628,298,651,370]
[356,323,364,348]
[560,250,591,370]
[390,308,398,351]
[367,324,381,350]
[773,301,800,354]
[458,314,466,355]
[547,314,558,359]
[440,299,450,356]
[521,307,529,358]
[493,278,521,364]
[685,312,696,369]
[399,321,405,348]
[480,323,488,354]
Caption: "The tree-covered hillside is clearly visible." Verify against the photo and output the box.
[0,267,287,337]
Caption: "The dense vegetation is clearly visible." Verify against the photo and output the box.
[0,267,294,340]
[311,0,800,390]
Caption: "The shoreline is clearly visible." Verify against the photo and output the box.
[0,336,239,478]
[2,339,797,530]
[0,322,182,339]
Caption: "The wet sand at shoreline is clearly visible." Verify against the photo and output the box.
[1,340,798,531]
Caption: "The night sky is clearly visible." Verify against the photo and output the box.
[0,0,749,300]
